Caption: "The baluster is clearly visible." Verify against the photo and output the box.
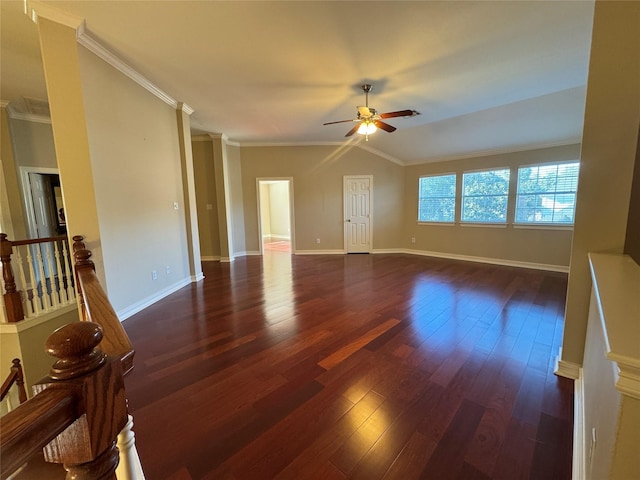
[53,240,68,304]
[25,246,40,314]
[73,239,94,321]
[14,246,34,317]
[62,239,76,302]
[116,414,147,480]
[35,246,52,311]
[0,233,24,322]
[11,358,27,404]
[45,243,59,308]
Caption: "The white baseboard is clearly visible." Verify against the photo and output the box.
[264,234,290,240]
[573,368,586,480]
[118,277,191,321]
[191,273,205,282]
[240,251,261,256]
[204,247,568,274]
[554,354,582,380]
[402,248,570,273]
[294,249,346,255]
[201,256,220,262]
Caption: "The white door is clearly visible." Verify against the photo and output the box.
[29,173,56,238]
[28,173,60,282]
[344,176,372,253]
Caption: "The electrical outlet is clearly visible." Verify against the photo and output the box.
[411,236,416,244]
[316,238,321,244]
[152,270,158,280]
[166,265,171,275]
[173,202,179,210]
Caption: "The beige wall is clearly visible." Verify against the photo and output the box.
[0,108,26,239]
[0,308,78,397]
[562,0,640,366]
[7,118,56,169]
[239,145,404,252]
[226,143,247,255]
[403,144,580,268]
[77,46,191,314]
[192,139,220,258]
[268,182,290,238]
[259,183,272,238]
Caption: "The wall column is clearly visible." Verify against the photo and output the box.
[176,103,203,281]
[211,134,233,262]
[36,14,107,289]
[557,0,640,376]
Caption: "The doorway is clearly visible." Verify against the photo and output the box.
[257,178,294,254]
[20,167,65,238]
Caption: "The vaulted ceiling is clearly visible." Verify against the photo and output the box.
[1,1,595,165]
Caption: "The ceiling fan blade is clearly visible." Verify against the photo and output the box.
[345,124,360,137]
[374,120,397,133]
[379,109,417,119]
[323,119,356,125]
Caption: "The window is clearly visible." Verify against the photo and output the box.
[418,174,456,222]
[461,169,510,223]
[515,162,580,224]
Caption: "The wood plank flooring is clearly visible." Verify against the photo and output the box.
[119,252,573,480]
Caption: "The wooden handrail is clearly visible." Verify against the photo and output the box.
[0,237,136,479]
[11,235,67,247]
[0,359,27,404]
[72,236,135,375]
[0,386,80,477]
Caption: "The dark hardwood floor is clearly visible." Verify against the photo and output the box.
[119,252,573,480]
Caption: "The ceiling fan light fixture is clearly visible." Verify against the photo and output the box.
[357,121,377,135]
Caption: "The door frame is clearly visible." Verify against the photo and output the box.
[343,175,373,253]
[19,166,60,239]
[256,177,295,254]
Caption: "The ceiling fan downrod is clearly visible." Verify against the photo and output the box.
[362,84,372,108]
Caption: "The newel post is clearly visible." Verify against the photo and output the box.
[72,236,94,321]
[0,233,24,323]
[35,321,128,480]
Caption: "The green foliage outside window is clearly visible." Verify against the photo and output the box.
[462,169,510,223]
[418,174,456,222]
[516,162,579,224]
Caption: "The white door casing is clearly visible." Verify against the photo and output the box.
[344,176,372,253]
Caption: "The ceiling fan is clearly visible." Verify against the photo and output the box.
[323,84,419,140]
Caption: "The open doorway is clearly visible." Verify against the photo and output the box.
[19,166,65,238]
[257,178,294,254]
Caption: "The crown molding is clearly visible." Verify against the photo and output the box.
[178,102,195,115]
[8,111,52,124]
[221,134,240,147]
[75,23,182,110]
[26,1,84,28]
[404,138,583,166]
[2,102,51,124]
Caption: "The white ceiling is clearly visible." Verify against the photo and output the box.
[1,0,595,165]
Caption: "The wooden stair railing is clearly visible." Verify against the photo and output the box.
[0,359,27,406]
[0,236,138,480]
[72,236,134,375]
[0,233,76,322]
